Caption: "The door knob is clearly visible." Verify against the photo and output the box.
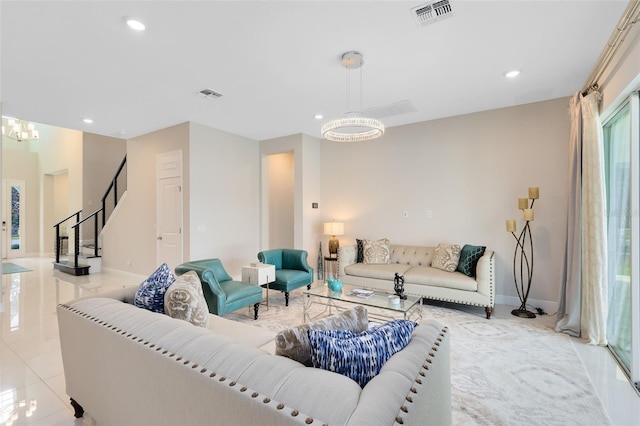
[157,236,163,240]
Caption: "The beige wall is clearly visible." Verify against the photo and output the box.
[267,151,295,248]
[260,134,323,265]
[33,124,83,254]
[301,133,323,267]
[82,132,126,241]
[101,122,189,275]
[188,122,259,276]
[320,97,570,307]
[2,150,39,255]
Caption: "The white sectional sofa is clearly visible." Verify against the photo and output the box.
[57,286,452,425]
[338,244,495,319]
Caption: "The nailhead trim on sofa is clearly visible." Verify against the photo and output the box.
[58,304,327,425]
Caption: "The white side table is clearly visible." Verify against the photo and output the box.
[241,263,276,309]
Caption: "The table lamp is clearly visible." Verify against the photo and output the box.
[323,220,344,258]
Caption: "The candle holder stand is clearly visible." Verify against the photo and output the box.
[506,187,539,319]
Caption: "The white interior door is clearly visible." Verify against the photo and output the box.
[2,180,26,259]
[156,151,183,269]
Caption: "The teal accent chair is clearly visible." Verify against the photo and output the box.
[175,259,263,319]
[257,249,314,306]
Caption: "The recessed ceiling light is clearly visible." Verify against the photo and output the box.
[314,114,323,120]
[83,118,94,124]
[504,69,521,78]
[125,17,146,31]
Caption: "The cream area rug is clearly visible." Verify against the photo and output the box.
[226,290,611,426]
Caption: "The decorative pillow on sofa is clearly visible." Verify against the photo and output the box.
[431,243,462,272]
[456,244,486,277]
[274,306,368,366]
[308,320,417,387]
[134,263,176,313]
[164,271,210,328]
[356,239,365,263]
[363,238,391,264]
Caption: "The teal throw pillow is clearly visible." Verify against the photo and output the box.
[308,320,417,387]
[456,244,486,277]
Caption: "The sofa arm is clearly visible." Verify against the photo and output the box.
[338,245,357,277]
[475,250,495,305]
[175,263,226,300]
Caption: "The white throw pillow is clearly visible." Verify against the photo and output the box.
[432,243,462,272]
[164,271,210,328]
[363,238,391,264]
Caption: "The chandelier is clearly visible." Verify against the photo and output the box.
[2,117,40,142]
[322,51,384,142]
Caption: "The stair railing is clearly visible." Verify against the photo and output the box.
[69,209,103,267]
[101,155,127,226]
[53,155,126,271]
[54,210,81,263]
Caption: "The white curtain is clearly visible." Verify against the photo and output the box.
[556,91,608,345]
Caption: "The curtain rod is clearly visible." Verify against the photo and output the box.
[582,0,640,96]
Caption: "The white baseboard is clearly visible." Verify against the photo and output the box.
[495,294,558,315]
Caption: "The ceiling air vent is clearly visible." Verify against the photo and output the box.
[197,88,223,100]
[362,100,418,120]
[411,0,453,27]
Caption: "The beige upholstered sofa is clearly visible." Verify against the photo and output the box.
[338,244,495,319]
[57,287,452,425]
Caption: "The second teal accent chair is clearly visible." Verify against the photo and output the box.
[175,259,263,319]
[257,249,314,306]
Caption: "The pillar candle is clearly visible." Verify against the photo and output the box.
[518,198,528,210]
[523,209,534,221]
[528,187,540,199]
[506,219,516,232]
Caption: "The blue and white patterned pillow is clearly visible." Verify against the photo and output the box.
[308,320,417,387]
[134,263,176,313]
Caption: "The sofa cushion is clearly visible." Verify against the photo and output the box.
[363,238,391,264]
[275,306,368,366]
[456,244,486,277]
[164,271,210,328]
[431,243,461,272]
[308,320,417,387]
[344,263,413,281]
[356,238,365,263]
[402,266,478,291]
[390,245,434,267]
[134,263,176,313]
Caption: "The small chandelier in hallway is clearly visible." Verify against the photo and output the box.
[2,117,40,141]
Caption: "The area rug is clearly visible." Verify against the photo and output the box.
[2,262,32,274]
[226,291,612,425]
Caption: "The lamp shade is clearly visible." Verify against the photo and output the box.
[324,222,344,236]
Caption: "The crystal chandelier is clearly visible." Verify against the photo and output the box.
[2,117,40,141]
[322,51,384,142]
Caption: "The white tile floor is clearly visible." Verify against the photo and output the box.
[1,257,639,425]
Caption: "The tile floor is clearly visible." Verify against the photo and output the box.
[1,257,638,425]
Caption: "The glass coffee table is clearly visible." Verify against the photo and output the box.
[303,283,422,322]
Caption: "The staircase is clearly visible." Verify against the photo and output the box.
[53,156,126,276]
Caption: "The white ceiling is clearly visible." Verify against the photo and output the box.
[0,1,629,141]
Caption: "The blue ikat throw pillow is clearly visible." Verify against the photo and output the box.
[134,263,176,314]
[308,319,417,387]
